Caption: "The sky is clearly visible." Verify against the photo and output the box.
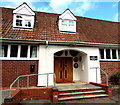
[0,0,119,22]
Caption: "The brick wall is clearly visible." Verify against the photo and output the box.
[2,60,38,88]
[100,61,120,84]
[21,88,52,100]
[4,88,52,104]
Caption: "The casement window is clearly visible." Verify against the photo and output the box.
[0,45,8,57]
[118,50,120,59]
[59,19,76,33]
[16,15,22,26]
[20,45,28,57]
[106,49,111,59]
[10,45,18,57]
[112,49,117,59]
[30,46,37,58]
[1,44,38,59]
[13,15,33,29]
[99,49,119,60]
[61,20,75,32]
[99,49,104,59]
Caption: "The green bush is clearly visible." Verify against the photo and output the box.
[110,72,120,85]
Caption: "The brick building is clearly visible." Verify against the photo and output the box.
[0,2,120,88]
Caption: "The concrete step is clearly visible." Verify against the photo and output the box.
[58,94,109,101]
[58,86,102,91]
[59,90,105,96]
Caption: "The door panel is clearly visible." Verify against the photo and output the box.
[54,57,73,82]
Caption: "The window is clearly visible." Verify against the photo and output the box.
[10,45,18,57]
[13,15,34,29]
[99,49,120,60]
[20,45,28,57]
[112,49,117,59]
[99,49,104,59]
[1,44,38,59]
[25,20,31,27]
[16,15,22,26]
[61,20,75,32]
[30,46,37,58]
[106,49,111,59]
[118,50,120,59]
[0,45,8,57]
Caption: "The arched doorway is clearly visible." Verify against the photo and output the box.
[54,49,87,83]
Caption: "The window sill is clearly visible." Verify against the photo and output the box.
[13,27,33,30]
[99,59,120,62]
[0,58,39,60]
[60,31,76,34]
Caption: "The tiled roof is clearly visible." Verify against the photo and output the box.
[1,7,119,44]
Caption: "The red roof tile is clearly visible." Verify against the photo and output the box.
[1,7,119,44]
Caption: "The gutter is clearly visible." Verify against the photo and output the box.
[0,38,119,48]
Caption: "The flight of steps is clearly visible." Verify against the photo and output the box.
[58,88,109,102]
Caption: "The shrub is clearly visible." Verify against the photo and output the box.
[110,72,120,85]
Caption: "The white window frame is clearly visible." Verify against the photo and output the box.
[0,44,38,60]
[13,14,34,29]
[59,19,76,33]
[99,48,120,61]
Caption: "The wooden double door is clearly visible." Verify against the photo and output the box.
[54,57,73,82]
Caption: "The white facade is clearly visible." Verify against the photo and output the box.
[37,45,101,86]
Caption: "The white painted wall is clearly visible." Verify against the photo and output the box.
[37,45,101,86]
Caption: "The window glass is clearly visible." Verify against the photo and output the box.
[112,49,117,59]
[16,20,22,26]
[30,46,37,58]
[10,45,18,57]
[20,45,28,57]
[118,50,120,59]
[25,20,31,27]
[61,20,75,32]
[0,45,8,57]
[16,15,22,26]
[99,49,104,59]
[106,49,111,59]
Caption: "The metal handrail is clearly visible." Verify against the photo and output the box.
[90,67,108,86]
[9,73,56,95]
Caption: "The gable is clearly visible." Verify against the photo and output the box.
[13,3,35,16]
[59,9,77,20]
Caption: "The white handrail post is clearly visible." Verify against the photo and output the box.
[47,73,49,87]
